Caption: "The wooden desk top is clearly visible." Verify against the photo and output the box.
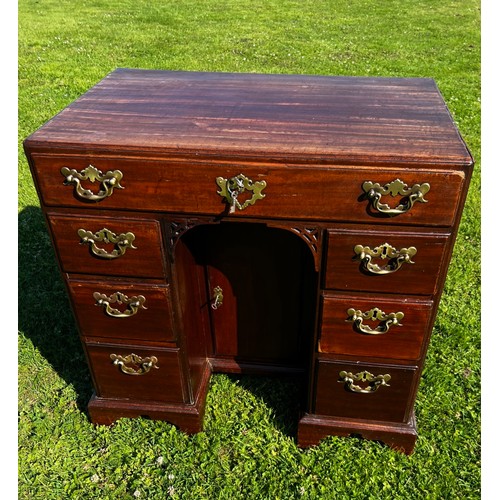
[25,68,472,166]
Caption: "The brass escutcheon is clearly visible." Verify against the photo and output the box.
[362,179,430,216]
[347,307,404,335]
[78,228,137,259]
[338,370,391,393]
[93,291,147,318]
[215,174,267,213]
[61,165,124,201]
[354,243,417,275]
[110,353,159,375]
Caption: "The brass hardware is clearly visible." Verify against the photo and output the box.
[215,174,267,213]
[347,307,404,335]
[339,370,391,393]
[362,179,430,216]
[211,286,224,310]
[61,165,124,201]
[354,243,417,275]
[93,291,147,318]
[110,353,159,375]
[78,228,137,259]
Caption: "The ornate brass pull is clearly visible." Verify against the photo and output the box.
[61,165,124,201]
[110,353,159,375]
[215,174,267,213]
[211,286,223,310]
[78,228,137,259]
[354,243,417,275]
[339,370,391,393]
[347,307,404,335]
[93,291,147,318]
[362,179,430,216]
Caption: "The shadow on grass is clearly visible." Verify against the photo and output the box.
[18,206,93,412]
[227,373,303,439]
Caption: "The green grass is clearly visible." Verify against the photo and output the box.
[18,0,480,498]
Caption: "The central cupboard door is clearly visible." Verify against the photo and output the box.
[182,223,317,369]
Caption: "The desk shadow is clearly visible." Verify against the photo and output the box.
[224,373,303,439]
[18,206,92,412]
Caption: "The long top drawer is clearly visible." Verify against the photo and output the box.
[30,154,466,226]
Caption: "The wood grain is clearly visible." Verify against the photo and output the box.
[24,69,473,166]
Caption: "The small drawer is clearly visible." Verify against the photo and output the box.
[318,293,433,361]
[314,359,417,423]
[68,278,175,343]
[85,342,185,403]
[324,227,450,295]
[31,154,464,226]
[48,213,166,279]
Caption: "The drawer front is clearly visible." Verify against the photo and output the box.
[32,154,464,226]
[48,214,166,279]
[315,359,417,422]
[68,279,175,343]
[319,293,433,360]
[325,227,450,294]
[85,342,185,403]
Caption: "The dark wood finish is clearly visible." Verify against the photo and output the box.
[24,69,472,167]
[68,278,175,343]
[318,292,433,360]
[31,154,465,227]
[87,360,211,431]
[324,226,450,294]
[172,232,212,401]
[85,342,186,403]
[179,222,316,369]
[48,213,166,278]
[297,412,418,454]
[24,69,474,453]
[88,394,206,433]
[314,359,417,422]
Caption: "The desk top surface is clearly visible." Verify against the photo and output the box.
[25,68,473,166]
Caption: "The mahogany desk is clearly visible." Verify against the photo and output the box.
[24,69,473,453]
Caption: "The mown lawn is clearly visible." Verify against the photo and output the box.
[18,1,480,498]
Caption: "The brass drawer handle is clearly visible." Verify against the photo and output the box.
[216,174,267,213]
[347,307,404,335]
[354,243,417,275]
[93,291,147,318]
[78,228,137,259]
[362,179,430,216]
[61,165,124,201]
[339,370,391,393]
[211,286,224,310]
[110,353,159,375]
